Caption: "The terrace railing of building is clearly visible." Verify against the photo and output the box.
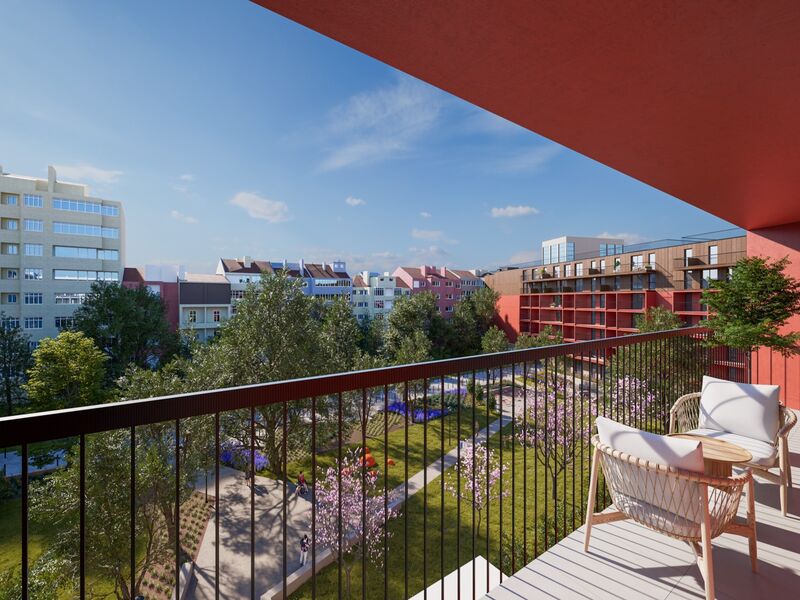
[0,327,747,600]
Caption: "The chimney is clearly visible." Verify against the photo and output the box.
[321,261,326,271]
[299,258,305,273]
[48,165,56,192]
[241,255,252,268]
[440,266,448,277]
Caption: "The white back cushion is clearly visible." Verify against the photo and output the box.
[596,416,704,472]
[699,376,780,443]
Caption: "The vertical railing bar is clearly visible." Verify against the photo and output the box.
[523,359,528,565]
[423,377,428,600]
[338,392,343,600]
[215,412,220,600]
[533,360,539,557]
[440,374,445,600]
[571,351,576,531]
[383,385,389,600]
[543,357,549,550]
[251,405,256,600]
[511,362,516,574]
[282,399,288,600]
[404,382,409,600]
[471,370,476,600]
[312,396,318,600]
[361,388,367,600]
[21,442,28,600]
[485,367,490,593]
[562,353,567,540]
[579,349,585,524]
[80,432,85,599]
[175,420,180,600]
[130,426,136,597]
[456,372,462,600]
[498,363,504,582]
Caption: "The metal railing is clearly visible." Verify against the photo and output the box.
[0,328,746,600]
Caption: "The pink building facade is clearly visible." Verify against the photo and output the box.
[391,265,484,317]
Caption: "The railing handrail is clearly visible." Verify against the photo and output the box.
[0,327,706,447]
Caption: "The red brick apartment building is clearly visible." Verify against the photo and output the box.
[485,230,747,373]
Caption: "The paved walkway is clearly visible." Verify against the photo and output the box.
[188,415,511,599]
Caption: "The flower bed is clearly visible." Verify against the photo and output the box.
[385,401,450,423]
[220,441,269,471]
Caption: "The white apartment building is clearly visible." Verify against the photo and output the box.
[351,271,409,321]
[0,165,125,344]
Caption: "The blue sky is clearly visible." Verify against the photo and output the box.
[0,0,732,274]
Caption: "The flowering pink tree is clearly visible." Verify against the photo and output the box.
[445,442,509,529]
[314,448,397,599]
[516,382,589,499]
[605,376,661,429]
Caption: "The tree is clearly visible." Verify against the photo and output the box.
[320,296,363,374]
[702,256,800,355]
[189,272,327,477]
[0,317,31,416]
[359,315,387,356]
[514,325,563,350]
[72,281,179,379]
[481,326,508,354]
[516,382,589,500]
[447,300,481,358]
[634,306,683,332]
[384,292,446,360]
[24,331,107,412]
[469,286,501,333]
[444,442,508,529]
[314,448,396,600]
[26,430,171,599]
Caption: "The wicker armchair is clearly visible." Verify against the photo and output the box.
[670,392,796,515]
[585,434,756,600]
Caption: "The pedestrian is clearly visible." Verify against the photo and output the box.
[299,534,310,566]
[297,471,308,496]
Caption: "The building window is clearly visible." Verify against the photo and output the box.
[4,294,17,304]
[24,293,43,305]
[648,273,657,289]
[53,269,119,281]
[631,255,644,270]
[24,244,43,256]
[2,317,20,329]
[188,310,197,323]
[52,246,119,260]
[431,280,440,287]
[575,263,583,276]
[23,194,43,208]
[24,219,43,232]
[599,259,606,272]
[211,310,220,322]
[554,266,560,278]
[55,292,87,304]
[445,305,453,313]
[53,198,119,216]
[2,194,18,206]
[631,294,644,310]
[5,269,17,280]
[374,288,384,296]
[575,279,584,292]
[565,264,572,277]
[632,275,643,290]
[53,222,119,238]
[3,244,18,255]
[24,268,43,280]
[648,253,656,268]
[3,219,18,230]
[709,245,718,265]
[374,300,385,309]
[683,248,693,267]
[55,317,75,329]
[684,271,693,289]
[24,317,43,329]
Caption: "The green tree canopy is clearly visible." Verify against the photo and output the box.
[385,292,446,361]
[320,296,364,373]
[0,317,31,416]
[635,306,683,332]
[515,325,564,350]
[702,256,800,354]
[72,281,179,378]
[481,325,509,354]
[24,331,107,412]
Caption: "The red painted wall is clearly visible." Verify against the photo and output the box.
[748,223,800,409]
[122,280,180,332]
[495,295,522,342]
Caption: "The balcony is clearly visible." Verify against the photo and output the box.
[0,328,794,600]
[674,250,746,270]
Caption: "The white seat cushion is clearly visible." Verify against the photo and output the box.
[686,428,778,467]
[615,493,712,539]
[700,375,780,443]
[596,417,704,472]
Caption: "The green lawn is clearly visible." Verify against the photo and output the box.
[288,420,596,600]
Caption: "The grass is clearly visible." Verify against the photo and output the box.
[288,421,594,600]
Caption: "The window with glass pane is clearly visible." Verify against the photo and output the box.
[709,245,718,265]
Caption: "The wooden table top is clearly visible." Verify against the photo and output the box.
[670,433,752,464]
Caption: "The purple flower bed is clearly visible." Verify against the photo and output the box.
[386,401,450,423]
[220,441,269,472]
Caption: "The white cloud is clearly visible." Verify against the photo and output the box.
[345,196,366,207]
[179,174,194,182]
[595,231,647,245]
[53,163,123,184]
[463,110,524,136]
[491,205,540,218]
[409,245,450,263]
[230,192,289,223]
[169,210,198,225]
[420,211,432,218]
[492,145,561,173]
[320,76,443,171]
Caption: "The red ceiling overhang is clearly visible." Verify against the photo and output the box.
[254,1,800,230]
